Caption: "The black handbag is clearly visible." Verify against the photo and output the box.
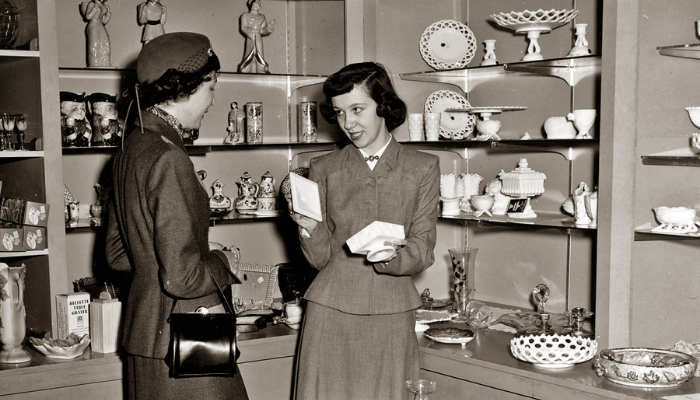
[167,267,241,378]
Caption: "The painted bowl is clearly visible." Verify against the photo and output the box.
[510,333,597,369]
[593,348,698,388]
[544,116,577,139]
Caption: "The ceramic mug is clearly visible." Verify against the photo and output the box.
[257,197,277,211]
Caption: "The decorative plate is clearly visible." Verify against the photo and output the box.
[424,327,475,345]
[420,20,477,70]
[491,9,579,33]
[425,90,475,139]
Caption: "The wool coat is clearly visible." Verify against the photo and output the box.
[105,111,238,360]
[300,137,440,313]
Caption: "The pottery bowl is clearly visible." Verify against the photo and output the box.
[29,335,91,359]
[544,117,577,139]
[470,194,494,213]
[653,206,696,226]
[510,333,597,369]
[593,348,698,388]
[685,107,700,129]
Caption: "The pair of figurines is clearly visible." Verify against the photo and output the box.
[234,171,276,213]
[64,183,110,227]
[60,92,123,147]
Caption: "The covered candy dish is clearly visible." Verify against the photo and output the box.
[593,348,698,388]
[499,159,546,218]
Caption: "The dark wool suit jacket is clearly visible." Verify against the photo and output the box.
[105,111,237,359]
[300,138,440,314]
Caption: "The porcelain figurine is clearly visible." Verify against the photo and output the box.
[60,92,92,147]
[238,0,275,74]
[572,182,592,225]
[209,179,233,215]
[567,109,597,139]
[485,175,511,215]
[259,171,275,198]
[481,39,498,66]
[88,93,122,146]
[235,171,260,211]
[80,0,112,68]
[89,183,109,220]
[68,201,80,227]
[585,188,598,227]
[224,102,245,144]
[138,0,166,46]
[0,263,30,363]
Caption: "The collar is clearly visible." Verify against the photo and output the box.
[347,136,401,180]
[133,109,187,154]
[359,134,392,170]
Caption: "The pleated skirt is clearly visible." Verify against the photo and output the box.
[294,301,420,400]
[127,354,249,400]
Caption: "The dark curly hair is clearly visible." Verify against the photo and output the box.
[136,53,221,110]
[320,62,407,132]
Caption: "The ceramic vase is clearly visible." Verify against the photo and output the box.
[89,183,109,218]
[567,109,597,139]
[0,263,30,363]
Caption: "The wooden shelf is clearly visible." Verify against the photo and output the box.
[0,249,49,258]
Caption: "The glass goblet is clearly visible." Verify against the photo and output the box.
[406,379,436,400]
[15,115,26,151]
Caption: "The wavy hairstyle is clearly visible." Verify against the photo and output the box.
[136,54,221,110]
[320,62,407,132]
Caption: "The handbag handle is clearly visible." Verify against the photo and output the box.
[167,265,238,321]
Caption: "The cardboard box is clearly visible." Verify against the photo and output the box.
[56,293,91,339]
[0,225,23,252]
[23,226,47,251]
[22,201,50,227]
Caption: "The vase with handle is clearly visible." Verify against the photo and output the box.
[0,263,30,363]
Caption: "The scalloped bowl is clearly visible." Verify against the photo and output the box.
[491,9,579,32]
[685,107,700,129]
[30,335,91,359]
[593,348,698,388]
[510,333,598,369]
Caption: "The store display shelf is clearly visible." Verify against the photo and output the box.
[210,210,285,225]
[63,141,337,155]
[0,151,44,158]
[0,49,40,59]
[634,222,700,241]
[400,138,598,146]
[441,210,596,231]
[399,55,601,91]
[641,147,700,166]
[657,43,700,59]
[0,249,49,258]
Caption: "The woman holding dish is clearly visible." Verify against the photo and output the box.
[286,62,440,400]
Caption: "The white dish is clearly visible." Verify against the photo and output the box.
[290,173,322,222]
[29,335,91,359]
[491,9,579,33]
[424,327,475,345]
[346,222,405,262]
[419,20,477,70]
[425,90,475,140]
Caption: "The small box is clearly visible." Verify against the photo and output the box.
[89,298,122,353]
[0,225,23,252]
[0,197,23,224]
[22,201,50,227]
[56,293,91,340]
[23,226,47,251]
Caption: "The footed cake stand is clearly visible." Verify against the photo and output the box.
[446,106,527,141]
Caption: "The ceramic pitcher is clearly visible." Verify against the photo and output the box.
[235,172,260,211]
[0,263,30,363]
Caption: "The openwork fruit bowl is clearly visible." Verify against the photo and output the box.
[593,348,698,388]
[510,333,597,369]
[491,9,579,33]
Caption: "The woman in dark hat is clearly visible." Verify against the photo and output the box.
[105,32,248,399]
[286,62,440,400]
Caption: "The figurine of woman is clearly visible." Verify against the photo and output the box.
[238,0,275,74]
[80,0,112,68]
[224,102,245,143]
[137,0,166,46]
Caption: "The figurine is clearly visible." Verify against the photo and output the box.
[485,175,511,215]
[209,179,233,215]
[68,201,80,228]
[224,102,245,144]
[80,0,112,68]
[235,171,260,212]
[60,92,92,147]
[259,171,275,198]
[238,0,275,74]
[137,0,166,46]
[88,93,122,146]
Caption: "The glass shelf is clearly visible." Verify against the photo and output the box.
[641,148,700,166]
[634,222,700,241]
[440,210,596,231]
[657,43,700,59]
[62,141,337,155]
[0,249,49,258]
[399,55,601,92]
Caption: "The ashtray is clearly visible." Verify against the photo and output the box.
[510,333,597,369]
[29,333,91,359]
[593,348,698,388]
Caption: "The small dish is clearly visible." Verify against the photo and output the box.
[366,244,396,262]
[29,334,91,359]
[424,327,475,346]
[425,90,475,140]
[419,20,477,70]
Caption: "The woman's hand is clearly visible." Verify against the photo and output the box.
[284,191,319,234]
[383,239,407,262]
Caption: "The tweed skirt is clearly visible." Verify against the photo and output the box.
[127,354,249,400]
[294,301,420,400]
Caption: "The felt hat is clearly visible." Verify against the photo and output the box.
[136,32,215,84]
